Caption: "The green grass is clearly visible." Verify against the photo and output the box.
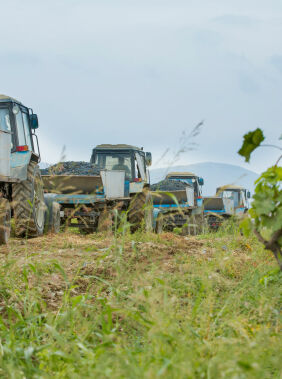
[0,226,281,378]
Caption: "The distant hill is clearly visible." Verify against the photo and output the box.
[39,162,51,170]
[150,162,259,196]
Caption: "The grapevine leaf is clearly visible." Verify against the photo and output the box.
[238,128,265,162]
[269,210,282,232]
[260,215,282,234]
[256,166,282,185]
[253,196,275,215]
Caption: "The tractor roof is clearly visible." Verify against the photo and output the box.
[0,94,22,104]
[217,185,246,191]
[95,144,143,151]
[166,172,197,178]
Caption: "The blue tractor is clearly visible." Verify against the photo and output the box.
[152,172,205,234]
[203,185,251,230]
[0,95,46,244]
[42,144,153,234]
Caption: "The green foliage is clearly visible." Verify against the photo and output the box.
[238,128,265,162]
[241,166,282,239]
[253,166,282,233]
[239,128,282,269]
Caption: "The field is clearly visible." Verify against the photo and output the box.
[0,225,281,378]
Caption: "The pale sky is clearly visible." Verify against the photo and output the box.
[1,0,281,173]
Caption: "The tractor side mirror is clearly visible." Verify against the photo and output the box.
[198,177,204,186]
[30,114,39,129]
[247,191,251,199]
[145,152,152,166]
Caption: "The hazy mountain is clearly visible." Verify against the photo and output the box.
[150,162,259,196]
[39,162,51,170]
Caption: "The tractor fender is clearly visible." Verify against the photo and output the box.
[10,151,39,181]
[44,193,61,233]
[129,181,145,194]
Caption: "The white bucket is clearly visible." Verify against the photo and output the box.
[0,130,11,178]
[186,186,195,206]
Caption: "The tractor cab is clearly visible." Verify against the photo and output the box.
[0,95,41,182]
[90,144,152,194]
[216,185,250,213]
[0,95,39,157]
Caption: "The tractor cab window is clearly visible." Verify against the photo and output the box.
[0,107,13,150]
[94,152,132,179]
[134,159,141,179]
[221,190,239,207]
[233,191,240,207]
[240,191,247,207]
[22,112,33,151]
[13,106,33,151]
[14,106,26,147]
[0,108,11,132]
[220,190,233,199]
[135,152,146,181]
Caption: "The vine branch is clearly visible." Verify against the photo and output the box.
[260,144,282,151]
[254,228,282,270]
[274,154,282,166]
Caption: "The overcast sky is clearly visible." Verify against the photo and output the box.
[1,0,281,172]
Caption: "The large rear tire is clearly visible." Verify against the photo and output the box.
[0,198,11,245]
[13,161,45,238]
[128,189,153,233]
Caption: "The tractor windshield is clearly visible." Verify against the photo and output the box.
[220,189,245,208]
[169,176,201,196]
[172,177,194,186]
[94,152,132,180]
